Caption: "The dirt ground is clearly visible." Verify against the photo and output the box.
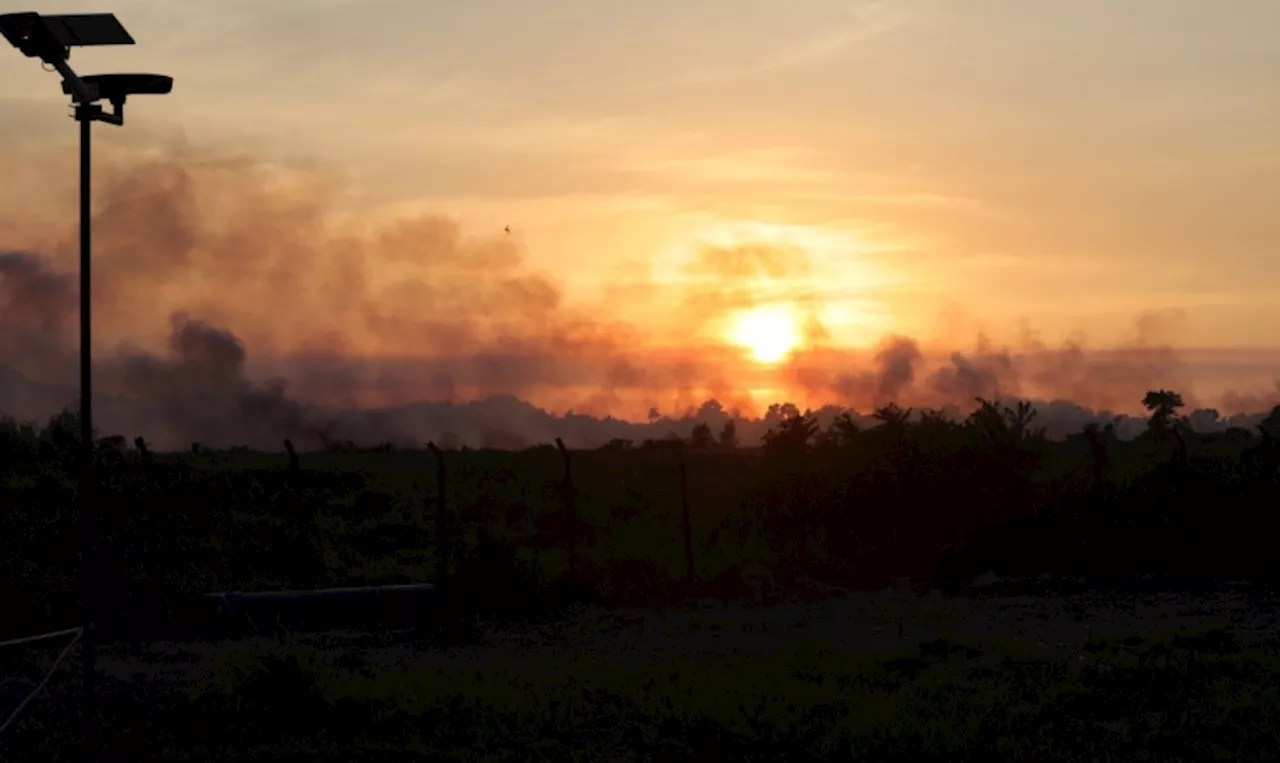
[80,580,1280,687]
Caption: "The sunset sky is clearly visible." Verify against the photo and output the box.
[2,0,1280,420]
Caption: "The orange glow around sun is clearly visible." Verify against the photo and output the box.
[726,305,802,364]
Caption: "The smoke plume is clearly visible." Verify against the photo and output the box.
[0,142,1275,450]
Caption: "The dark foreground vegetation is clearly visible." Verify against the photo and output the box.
[5,389,1280,633]
[4,389,1280,758]
[7,621,1280,761]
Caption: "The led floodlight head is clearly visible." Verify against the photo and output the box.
[63,73,173,103]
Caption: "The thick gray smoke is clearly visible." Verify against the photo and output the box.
[0,144,1276,451]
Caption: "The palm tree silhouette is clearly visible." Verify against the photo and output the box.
[1142,389,1185,442]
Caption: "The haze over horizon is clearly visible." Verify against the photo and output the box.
[3,0,1280,448]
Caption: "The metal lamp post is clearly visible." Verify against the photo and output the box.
[0,12,171,758]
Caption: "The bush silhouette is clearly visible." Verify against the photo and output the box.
[4,387,1280,638]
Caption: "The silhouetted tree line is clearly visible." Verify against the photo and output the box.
[3,388,1280,637]
[596,419,739,454]
[723,391,1280,590]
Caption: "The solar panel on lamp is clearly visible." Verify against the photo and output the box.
[40,14,134,47]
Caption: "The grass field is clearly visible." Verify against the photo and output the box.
[5,586,1280,761]
[7,408,1280,759]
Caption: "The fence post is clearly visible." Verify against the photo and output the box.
[1084,428,1106,491]
[133,436,151,464]
[283,439,299,474]
[427,442,449,580]
[554,438,578,580]
[679,443,695,585]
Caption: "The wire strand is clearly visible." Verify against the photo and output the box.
[0,627,82,651]
[0,629,83,738]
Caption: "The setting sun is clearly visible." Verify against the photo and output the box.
[727,305,802,364]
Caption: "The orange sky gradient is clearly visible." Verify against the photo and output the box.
[2,0,1280,423]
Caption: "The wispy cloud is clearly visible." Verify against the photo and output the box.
[608,145,844,184]
[642,0,937,89]
[793,191,1009,221]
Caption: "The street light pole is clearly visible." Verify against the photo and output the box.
[77,99,96,751]
[0,13,172,760]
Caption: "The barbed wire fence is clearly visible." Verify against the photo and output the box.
[0,438,728,753]
[0,626,84,743]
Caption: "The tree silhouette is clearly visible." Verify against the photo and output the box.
[41,406,97,462]
[912,408,962,448]
[718,420,738,449]
[690,422,714,450]
[872,403,912,431]
[1259,405,1280,438]
[1142,389,1185,441]
[823,412,861,449]
[763,408,817,452]
[0,417,39,466]
[13,380,1280,663]
[968,398,1044,446]
[1081,423,1112,491]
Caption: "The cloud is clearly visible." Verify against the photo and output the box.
[793,191,1009,222]
[642,0,936,89]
